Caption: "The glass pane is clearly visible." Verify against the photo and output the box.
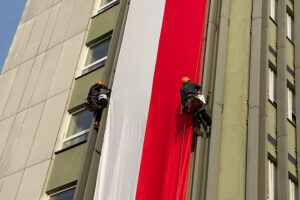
[63,132,89,148]
[67,110,93,137]
[100,0,114,7]
[86,38,111,65]
[50,188,75,200]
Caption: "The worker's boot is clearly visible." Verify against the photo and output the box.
[193,127,205,137]
[94,121,99,131]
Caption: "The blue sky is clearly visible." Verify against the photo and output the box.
[0,0,27,72]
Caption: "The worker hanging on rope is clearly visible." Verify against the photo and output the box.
[180,77,212,136]
[86,81,111,131]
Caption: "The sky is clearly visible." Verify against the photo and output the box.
[0,0,28,72]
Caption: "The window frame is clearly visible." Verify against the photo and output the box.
[289,179,298,200]
[286,11,294,42]
[268,160,278,200]
[268,67,277,104]
[62,108,93,149]
[98,0,119,12]
[287,87,295,124]
[49,186,76,200]
[270,0,277,22]
[82,35,112,74]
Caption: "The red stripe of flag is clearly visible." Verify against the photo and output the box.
[135,0,207,199]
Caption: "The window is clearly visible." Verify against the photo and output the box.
[270,0,277,22]
[62,109,93,149]
[287,12,294,42]
[83,36,112,73]
[289,179,298,200]
[99,0,118,10]
[269,68,277,104]
[268,160,278,200]
[287,87,295,123]
[50,188,75,200]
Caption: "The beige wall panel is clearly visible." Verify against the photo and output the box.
[19,0,33,24]
[6,103,45,176]
[1,59,34,120]
[0,111,27,179]
[0,171,23,200]
[9,19,35,70]
[30,44,62,106]
[16,160,50,200]
[287,121,296,158]
[0,68,18,117]
[48,32,85,98]
[268,103,277,139]
[23,0,54,23]
[18,53,46,112]
[0,117,15,161]
[38,2,62,54]
[27,91,68,167]
[48,0,76,49]
[1,26,25,73]
[21,9,51,62]
[66,0,94,39]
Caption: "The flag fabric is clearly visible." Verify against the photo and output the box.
[93,0,207,199]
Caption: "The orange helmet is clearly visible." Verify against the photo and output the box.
[181,77,190,83]
[96,81,103,85]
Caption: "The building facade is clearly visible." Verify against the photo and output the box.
[0,0,299,199]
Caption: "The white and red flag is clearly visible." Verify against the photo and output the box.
[94,0,207,199]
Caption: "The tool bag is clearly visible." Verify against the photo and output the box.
[182,95,204,114]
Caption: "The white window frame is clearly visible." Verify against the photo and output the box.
[270,0,277,22]
[82,35,111,73]
[287,87,295,122]
[269,68,277,103]
[49,186,76,199]
[289,179,298,200]
[98,0,119,11]
[287,12,294,42]
[268,160,277,200]
[62,108,91,149]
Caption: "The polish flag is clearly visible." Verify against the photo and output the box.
[94,0,207,199]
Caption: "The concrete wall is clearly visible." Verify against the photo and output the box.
[0,0,95,199]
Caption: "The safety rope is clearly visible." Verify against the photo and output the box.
[176,114,187,200]
[175,4,206,199]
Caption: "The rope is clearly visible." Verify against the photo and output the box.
[176,114,187,200]
[176,3,206,198]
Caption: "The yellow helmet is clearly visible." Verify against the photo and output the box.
[181,77,190,83]
[96,81,103,85]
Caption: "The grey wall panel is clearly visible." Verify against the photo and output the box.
[0,111,27,179]
[30,44,62,106]
[8,19,35,71]
[18,53,46,112]
[0,171,23,200]
[16,160,50,200]
[66,0,94,39]
[38,2,62,54]
[0,117,15,162]
[1,26,25,74]
[1,59,34,120]
[23,0,54,23]
[0,68,18,117]
[27,91,69,167]
[48,32,85,98]
[21,9,51,62]
[48,0,76,49]
[6,103,45,176]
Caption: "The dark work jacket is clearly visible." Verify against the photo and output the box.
[180,81,201,104]
[88,83,109,98]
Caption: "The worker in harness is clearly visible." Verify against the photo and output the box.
[86,81,111,130]
[180,77,212,136]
